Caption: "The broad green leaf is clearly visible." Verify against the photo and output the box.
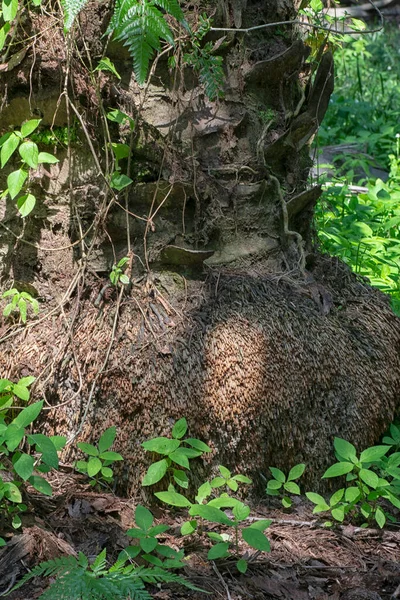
[195,481,212,503]
[232,474,252,484]
[13,453,35,480]
[306,492,329,511]
[359,445,390,463]
[267,479,282,490]
[375,506,386,529]
[334,438,357,461]
[18,298,27,323]
[28,475,52,496]
[322,462,354,478]
[12,400,43,428]
[345,486,360,503]
[18,376,35,388]
[288,463,306,481]
[142,554,163,566]
[126,527,147,539]
[2,0,18,22]
[4,482,22,503]
[219,465,231,479]
[211,476,226,488]
[135,505,153,530]
[142,459,168,486]
[12,384,30,401]
[329,488,344,506]
[184,438,211,452]
[19,141,39,169]
[284,481,300,495]
[110,172,133,191]
[359,468,379,489]
[99,451,123,461]
[155,491,192,507]
[227,479,238,492]
[101,466,113,478]
[1,132,19,167]
[177,447,202,458]
[207,542,230,560]
[0,538,5,547]
[140,537,158,553]
[98,426,117,453]
[87,457,102,477]
[50,435,67,451]
[232,502,250,521]
[0,23,11,52]
[12,514,22,529]
[4,424,25,451]
[7,169,28,199]
[269,467,285,483]
[173,469,189,489]
[169,450,190,469]
[61,0,89,31]
[28,434,59,469]
[17,194,36,217]
[248,519,272,531]
[172,417,187,439]
[94,57,121,79]
[37,152,59,164]
[208,497,242,509]
[282,496,292,508]
[21,119,41,137]
[142,437,180,455]
[119,274,130,285]
[77,442,99,456]
[331,506,345,522]
[237,558,248,573]
[189,504,233,526]
[242,527,270,552]
[181,520,197,535]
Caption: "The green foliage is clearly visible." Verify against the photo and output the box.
[306,437,400,528]
[142,417,211,488]
[109,257,130,286]
[265,463,306,508]
[119,504,186,568]
[60,0,89,31]
[0,119,58,217]
[2,288,39,323]
[75,426,123,487]
[9,548,202,599]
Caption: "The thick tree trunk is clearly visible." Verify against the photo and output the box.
[0,0,399,494]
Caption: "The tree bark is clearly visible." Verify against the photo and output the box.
[0,0,399,494]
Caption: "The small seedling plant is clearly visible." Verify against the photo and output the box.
[265,463,306,508]
[142,417,211,490]
[0,375,35,414]
[2,288,39,323]
[75,426,123,487]
[109,257,130,287]
[306,437,400,528]
[119,505,185,569]
[0,119,58,217]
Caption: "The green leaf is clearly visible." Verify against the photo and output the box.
[94,57,121,79]
[173,469,189,489]
[267,479,282,490]
[142,437,180,455]
[334,438,357,461]
[155,491,192,507]
[211,477,226,488]
[17,376,35,388]
[227,479,238,492]
[21,119,42,138]
[12,400,43,428]
[306,492,329,508]
[87,457,102,477]
[4,482,22,503]
[37,152,59,164]
[0,538,6,547]
[195,481,212,503]
[181,520,197,535]
[329,488,344,506]
[288,463,306,481]
[331,506,345,522]
[77,442,99,456]
[232,474,252,484]
[375,506,386,529]
[269,467,286,483]
[61,0,89,31]
[184,438,211,452]
[172,418,187,439]
[7,169,28,200]
[237,558,248,573]
[50,435,67,451]
[0,23,11,52]
[140,537,158,553]
[110,172,133,191]
[282,496,292,508]
[219,465,231,479]
[28,475,52,496]
[1,132,19,167]
[19,141,39,169]
[242,527,270,552]
[12,384,30,401]
[142,458,168,486]
[177,447,202,458]
[322,462,354,478]
[207,542,230,560]
[98,426,116,453]
[2,0,18,22]
[208,496,242,509]
[17,194,36,217]
[99,451,123,462]
[169,450,190,469]
[284,481,300,495]
[248,519,272,531]
[18,299,27,323]
[189,504,233,526]
[13,453,35,480]
[4,424,25,451]
[359,468,379,489]
[135,505,153,530]
[345,487,360,503]
[119,274,130,285]
[101,466,113,478]
[232,502,250,521]
[28,434,59,469]
[359,445,390,463]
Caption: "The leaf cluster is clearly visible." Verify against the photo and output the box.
[76,426,123,486]
[266,463,306,508]
[2,288,39,323]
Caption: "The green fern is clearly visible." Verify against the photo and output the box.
[107,0,185,85]
[9,548,203,599]
[60,0,89,31]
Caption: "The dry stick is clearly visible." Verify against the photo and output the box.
[212,562,232,600]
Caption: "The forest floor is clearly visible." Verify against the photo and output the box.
[1,475,399,600]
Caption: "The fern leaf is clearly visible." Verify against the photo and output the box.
[9,555,78,592]
[60,0,89,31]
[154,0,184,21]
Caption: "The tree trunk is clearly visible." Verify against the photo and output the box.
[0,0,399,494]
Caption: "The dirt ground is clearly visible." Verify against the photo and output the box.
[0,473,399,600]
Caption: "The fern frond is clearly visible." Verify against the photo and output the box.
[154,0,184,21]
[9,555,79,592]
[60,0,89,31]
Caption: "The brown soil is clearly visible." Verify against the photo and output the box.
[1,476,399,600]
